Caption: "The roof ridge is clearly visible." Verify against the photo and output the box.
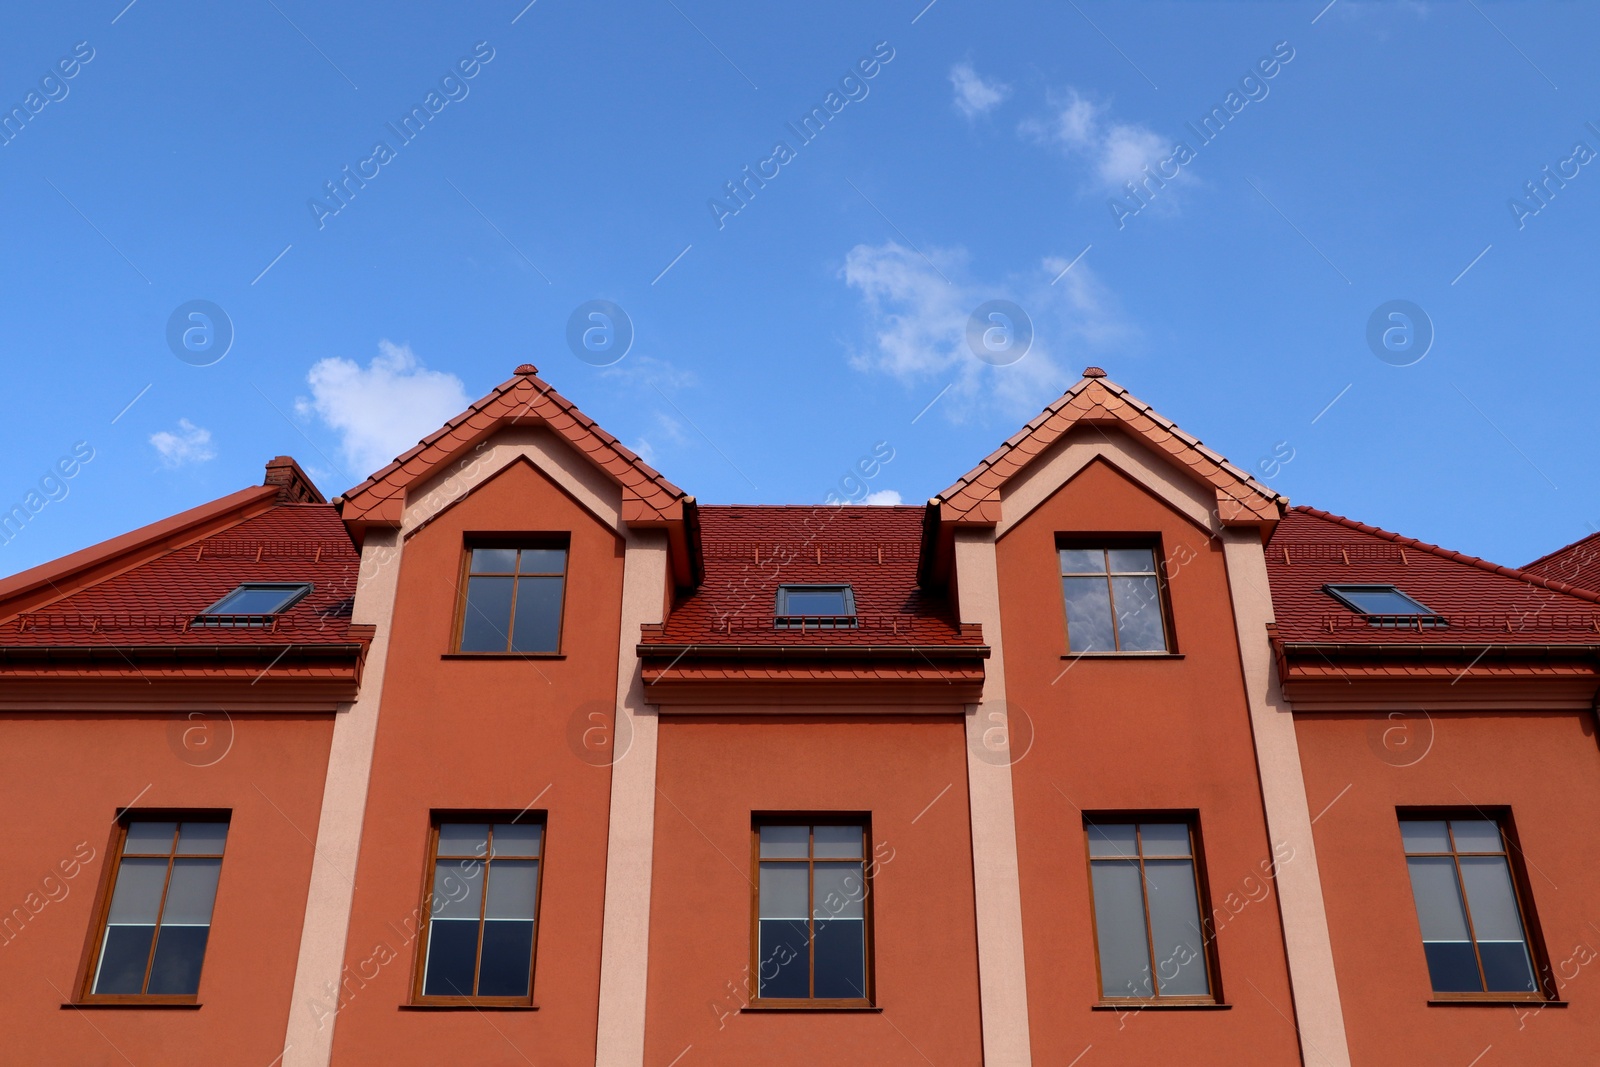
[0,485,280,622]
[1289,505,1600,607]
[1522,528,1600,573]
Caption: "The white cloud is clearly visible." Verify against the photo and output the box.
[150,419,216,468]
[297,341,471,477]
[841,240,1130,423]
[950,62,1010,119]
[859,489,904,505]
[1023,89,1173,196]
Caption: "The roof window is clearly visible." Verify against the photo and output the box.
[194,582,313,626]
[1323,584,1446,627]
[776,584,857,629]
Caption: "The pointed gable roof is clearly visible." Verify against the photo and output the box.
[932,369,1285,528]
[1523,530,1600,594]
[337,364,702,585]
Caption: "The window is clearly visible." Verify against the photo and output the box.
[752,818,872,1005]
[457,544,567,653]
[1085,818,1214,1000]
[193,582,311,626]
[1400,815,1546,997]
[82,816,228,1001]
[415,816,545,1004]
[775,585,857,630]
[1324,584,1445,627]
[1060,546,1169,653]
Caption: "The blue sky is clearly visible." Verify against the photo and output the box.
[1,0,1596,577]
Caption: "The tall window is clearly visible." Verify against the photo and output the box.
[1400,815,1545,997]
[753,819,872,1005]
[84,816,228,1001]
[1085,818,1213,1000]
[416,817,545,1004]
[457,544,567,654]
[1059,546,1169,653]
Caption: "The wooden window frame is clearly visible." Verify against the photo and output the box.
[450,537,570,656]
[1081,810,1221,1006]
[1056,538,1176,655]
[74,809,231,1006]
[1397,807,1554,1003]
[748,813,876,1009]
[409,810,548,1008]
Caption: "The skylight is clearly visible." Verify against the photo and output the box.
[194,582,313,626]
[776,585,857,629]
[1323,584,1445,627]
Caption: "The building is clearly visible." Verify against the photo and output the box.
[3,364,1598,1066]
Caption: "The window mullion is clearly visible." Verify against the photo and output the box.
[807,827,816,999]
[472,832,492,997]
[1136,826,1160,997]
[1444,826,1490,994]
[137,828,181,995]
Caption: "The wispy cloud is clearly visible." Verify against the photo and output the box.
[859,489,903,505]
[841,240,1130,422]
[296,340,470,477]
[1023,88,1173,198]
[950,61,1011,119]
[150,419,216,468]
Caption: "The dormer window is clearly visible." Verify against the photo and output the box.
[1323,584,1446,628]
[193,582,312,627]
[776,585,856,629]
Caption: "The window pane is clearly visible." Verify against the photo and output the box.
[1063,577,1115,652]
[1091,860,1152,997]
[1406,856,1480,993]
[123,822,178,854]
[1332,586,1431,614]
[813,825,863,859]
[470,548,518,573]
[485,860,539,921]
[424,919,480,997]
[758,862,808,919]
[1145,859,1208,996]
[431,859,484,920]
[160,858,220,925]
[1112,576,1167,651]
[438,824,490,858]
[814,913,867,999]
[758,919,810,998]
[759,825,809,859]
[1449,820,1504,853]
[783,589,850,615]
[1400,820,1451,853]
[1138,823,1191,858]
[209,585,305,614]
[1059,548,1105,574]
[176,822,228,856]
[477,920,535,997]
[146,925,210,995]
[492,823,542,858]
[460,576,514,651]
[1108,548,1157,573]
[510,576,564,653]
[813,862,866,922]
[107,857,168,924]
[1087,823,1138,859]
[518,548,566,574]
[94,924,155,994]
[1458,856,1536,993]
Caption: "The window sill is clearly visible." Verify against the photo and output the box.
[1061,652,1184,660]
[441,652,566,660]
[742,1004,880,1013]
[63,1000,201,1010]
[1091,1000,1227,1011]
[400,1002,540,1011]
[1427,997,1564,1007]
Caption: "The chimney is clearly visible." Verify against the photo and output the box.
[263,456,326,504]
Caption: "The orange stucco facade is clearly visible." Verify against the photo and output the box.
[6,366,1599,1066]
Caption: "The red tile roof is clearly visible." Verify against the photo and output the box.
[641,505,982,652]
[1523,531,1600,594]
[1266,506,1600,647]
[339,365,690,533]
[934,373,1285,527]
[0,503,361,648]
